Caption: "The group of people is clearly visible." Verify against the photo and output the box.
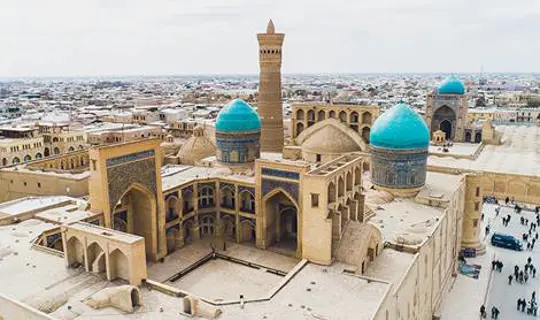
[517,291,537,316]
[480,305,500,319]
[491,260,504,272]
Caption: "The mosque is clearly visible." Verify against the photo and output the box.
[2,20,538,320]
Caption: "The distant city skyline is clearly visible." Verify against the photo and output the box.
[1,0,539,77]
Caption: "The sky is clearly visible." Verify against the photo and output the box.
[1,0,539,77]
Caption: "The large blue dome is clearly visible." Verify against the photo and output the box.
[370,103,430,150]
[437,76,465,95]
[215,99,261,132]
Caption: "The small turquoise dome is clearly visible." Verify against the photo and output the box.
[215,99,261,132]
[437,76,465,95]
[370,103,430,149]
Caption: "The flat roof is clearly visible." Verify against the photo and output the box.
[365,249,416,289]
[161,165,255,191]
[219,263,390,320]
[68,222,143,244]
[0,196,83,216]
[428,125,540,176]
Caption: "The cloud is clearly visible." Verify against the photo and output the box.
[0,0,538,76]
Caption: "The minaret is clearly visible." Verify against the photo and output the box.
[257,19,285,153]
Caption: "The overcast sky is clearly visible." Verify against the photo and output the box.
[1,0,539,77]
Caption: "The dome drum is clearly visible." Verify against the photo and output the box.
[215,99,262,167]
[369,103,430,196]
[370,145,428,191]
[216,131,260,165]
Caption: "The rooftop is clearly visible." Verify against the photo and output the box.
[428,125,540,176]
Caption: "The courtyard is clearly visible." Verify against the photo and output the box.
[441,201,540,319]
[167,258,282,301]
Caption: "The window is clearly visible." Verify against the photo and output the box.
[23,182,27,186]
[37,182,41,188]
[473,219,478,227]
[91,160,97,171]
[475,187,480,197]
[474,202,479,211]
[311,193,319,207]
[316,154,321,162]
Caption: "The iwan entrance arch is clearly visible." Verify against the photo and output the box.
[88,138,167,261]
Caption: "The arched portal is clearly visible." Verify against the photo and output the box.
[66,236,84,268]
[109,249,129,281]
[54,147,61,155]
[166,197,179,222]
[183,220,195,245]
[200,215,215,238]
[87,242,106,273]
[264,190,300,256]
[240,220,256,244]
[296,122,304,136]
[222,215,236,241]
[118,185,156,259]
[166,228,179,254]
[475,132,482,143]
[317,110,326,121]
[432,106,456,139]
[439,120,452,140]
[465,131,472,142]
[44,147,50,157]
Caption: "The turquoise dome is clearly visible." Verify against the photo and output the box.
[370,103,430,150]
[215,99,261,132]
[437,76,465,95]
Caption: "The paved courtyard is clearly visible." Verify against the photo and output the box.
[441,202,540,319]
[484,202,540,319]
[167,258,282,301]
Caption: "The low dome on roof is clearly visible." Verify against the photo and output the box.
[177,134,216,165]
[437,76,465,95]
[302,125,361,154]
[215,99,261,132]
[370,103,429,150]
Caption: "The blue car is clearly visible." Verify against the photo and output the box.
[491,233,523,251]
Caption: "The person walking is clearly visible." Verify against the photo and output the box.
[509,274,513,285]
[480,304,486,318]
[493,307,500,319]
[506,196,510,205]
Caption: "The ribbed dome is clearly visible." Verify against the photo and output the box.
[370,103,429,150]
[437,76,465,95]
[177,135,216,165]
[302,125,361,153]
[215,99,261,132]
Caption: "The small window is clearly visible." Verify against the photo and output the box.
[473,219,478,227]
[311,193,319,207]
[316,154,321,162]
[23,182,27,186]
[37,182,41,188]
[475,187,480,197]
[474,202,479,211]
[91,160,97,171]
[10,180,13,184]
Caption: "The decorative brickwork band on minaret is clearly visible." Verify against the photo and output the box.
[257,19,285,153]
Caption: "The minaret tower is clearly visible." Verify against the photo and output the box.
[257,19,285,153]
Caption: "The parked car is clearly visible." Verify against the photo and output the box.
[491,233,523,251]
